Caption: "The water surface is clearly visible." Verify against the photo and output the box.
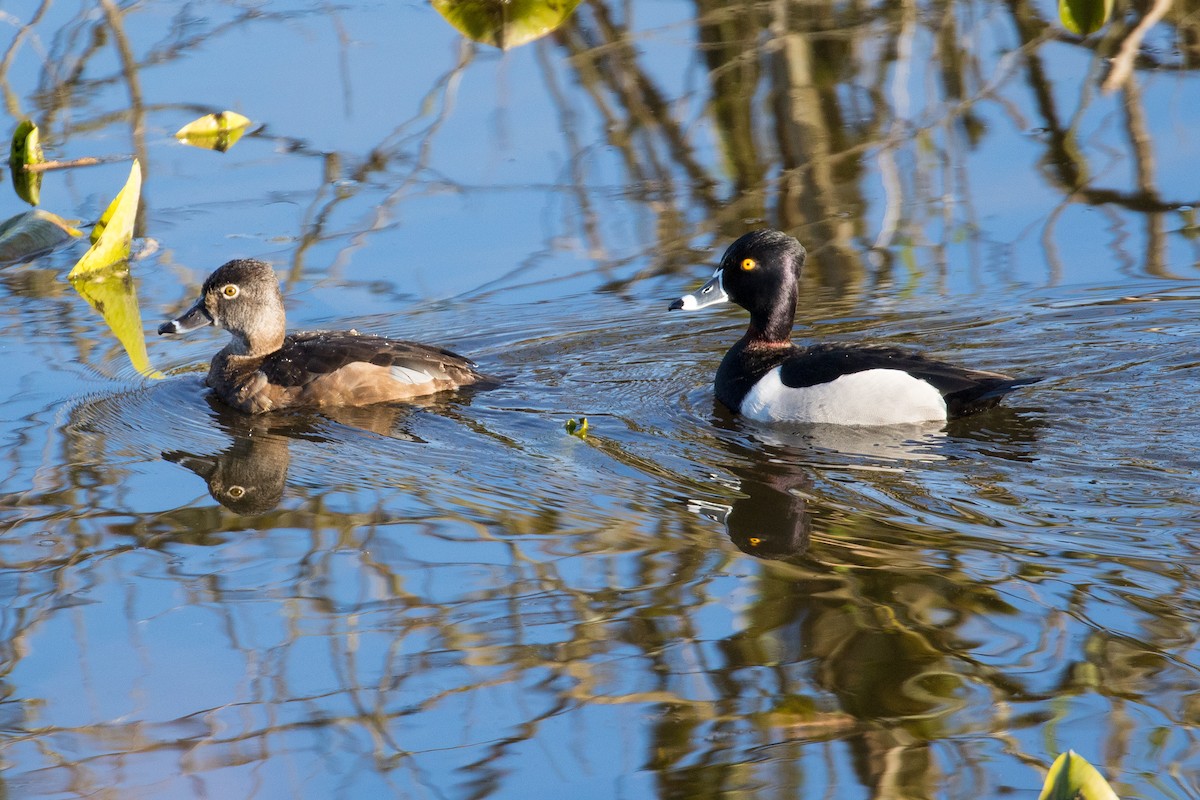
[2,1,1200,797]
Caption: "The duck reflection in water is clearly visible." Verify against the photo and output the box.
[694,461,813,560]
[163,395,424,514]
[697,402,1044,561]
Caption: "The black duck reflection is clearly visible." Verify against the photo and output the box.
[163,395,425,514]
[692,459,813,560]
[694,402,1045,561]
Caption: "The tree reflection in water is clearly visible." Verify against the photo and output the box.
[0,1,1198,798]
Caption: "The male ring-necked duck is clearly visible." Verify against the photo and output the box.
[158,259,482,413]
[669,230,1037,425]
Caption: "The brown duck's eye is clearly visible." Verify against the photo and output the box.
[740,258,757,271]
[221,284,239,298]
[748,536,762,546]
[227,485,246,499]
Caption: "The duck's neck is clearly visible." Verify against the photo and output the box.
[746,285,797,344]
[228,327,285,358]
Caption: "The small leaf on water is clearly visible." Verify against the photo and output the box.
[69,159,142,278]
[9,120,44,169]
[9,120,45,205]
[565,417,589,438]
[70,266,164,379]
[1039,750,1120,800]
[432,0,584,50]
[11,163,43,206]
[175,111,252,152]
[0,210,83,265]
[1059,0,1113,35]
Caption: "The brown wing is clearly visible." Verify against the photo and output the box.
[258,331,481,407]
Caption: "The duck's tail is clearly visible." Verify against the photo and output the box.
[945,375,1042,418]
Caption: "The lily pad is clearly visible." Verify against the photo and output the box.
[9,120,43,169]
[70,266,164,379]
[1059,0,1113,35]
[0,209,83,265]
[10,164,43,206]
[432,0,583,49]
[9,120,45,205]
[175,111,251,152]
[1039,751,1120,800]
[70,159,141,278]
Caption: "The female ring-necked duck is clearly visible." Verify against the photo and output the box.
[669,230,1037,425]
[158,259,482,413]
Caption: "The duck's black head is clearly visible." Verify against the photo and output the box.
[159,259,286,355]
[670,230,807,342]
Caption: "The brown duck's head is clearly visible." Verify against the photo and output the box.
[159,259,286,355]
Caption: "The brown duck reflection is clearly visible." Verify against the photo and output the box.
[163,395,423,514]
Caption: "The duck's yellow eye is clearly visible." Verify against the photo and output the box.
[221,284,239,298]
[227,485,246,499]
[748,537,762,546]
[740,258,757,271]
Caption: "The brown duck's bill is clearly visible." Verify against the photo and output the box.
[158,298,213,335]
[669,270,728,311]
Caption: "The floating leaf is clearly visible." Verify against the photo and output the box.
[1059,0,1113,35]
[9,120,43,169]
[9,120,45,205]
[69,159,141,278]
[432,0,583,49]
[10,163,43,206]
[0,209,83,265]
[1039,751,1120,800]
[70,267,164,379]
[565,417,589,438]
[175,111,251,152]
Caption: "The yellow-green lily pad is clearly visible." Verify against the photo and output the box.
[432,0,583,49]
[1039,751,1120,800]
[1059,0,1113,35]
[10,164,43,206]
[70,159,141,278]
[70,266,164,379]
[0,209,83,265]
[175,111,251,152]
[9,120,45,205]
[9,120,43,169]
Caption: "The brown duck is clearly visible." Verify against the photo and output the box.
[158,259,482,413]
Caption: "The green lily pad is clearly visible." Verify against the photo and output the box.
[175,111,251,152]
[9,120,45,205]
[70,159,141,278]
[1039,751,1120,800]
[0,209,83,265]
[9,120,43,169]
[432,0,583,49]
[1059,0,1113,35]
[10,164,42,206]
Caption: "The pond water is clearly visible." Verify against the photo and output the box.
[3,1,1200,797]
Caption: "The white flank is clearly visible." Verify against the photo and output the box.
[390,365,435,385]
[740,367,947,425]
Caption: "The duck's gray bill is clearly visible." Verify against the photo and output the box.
[669,272,728,311]
[158,299,213,335]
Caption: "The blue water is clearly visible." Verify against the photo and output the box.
[2,1,1200,797]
